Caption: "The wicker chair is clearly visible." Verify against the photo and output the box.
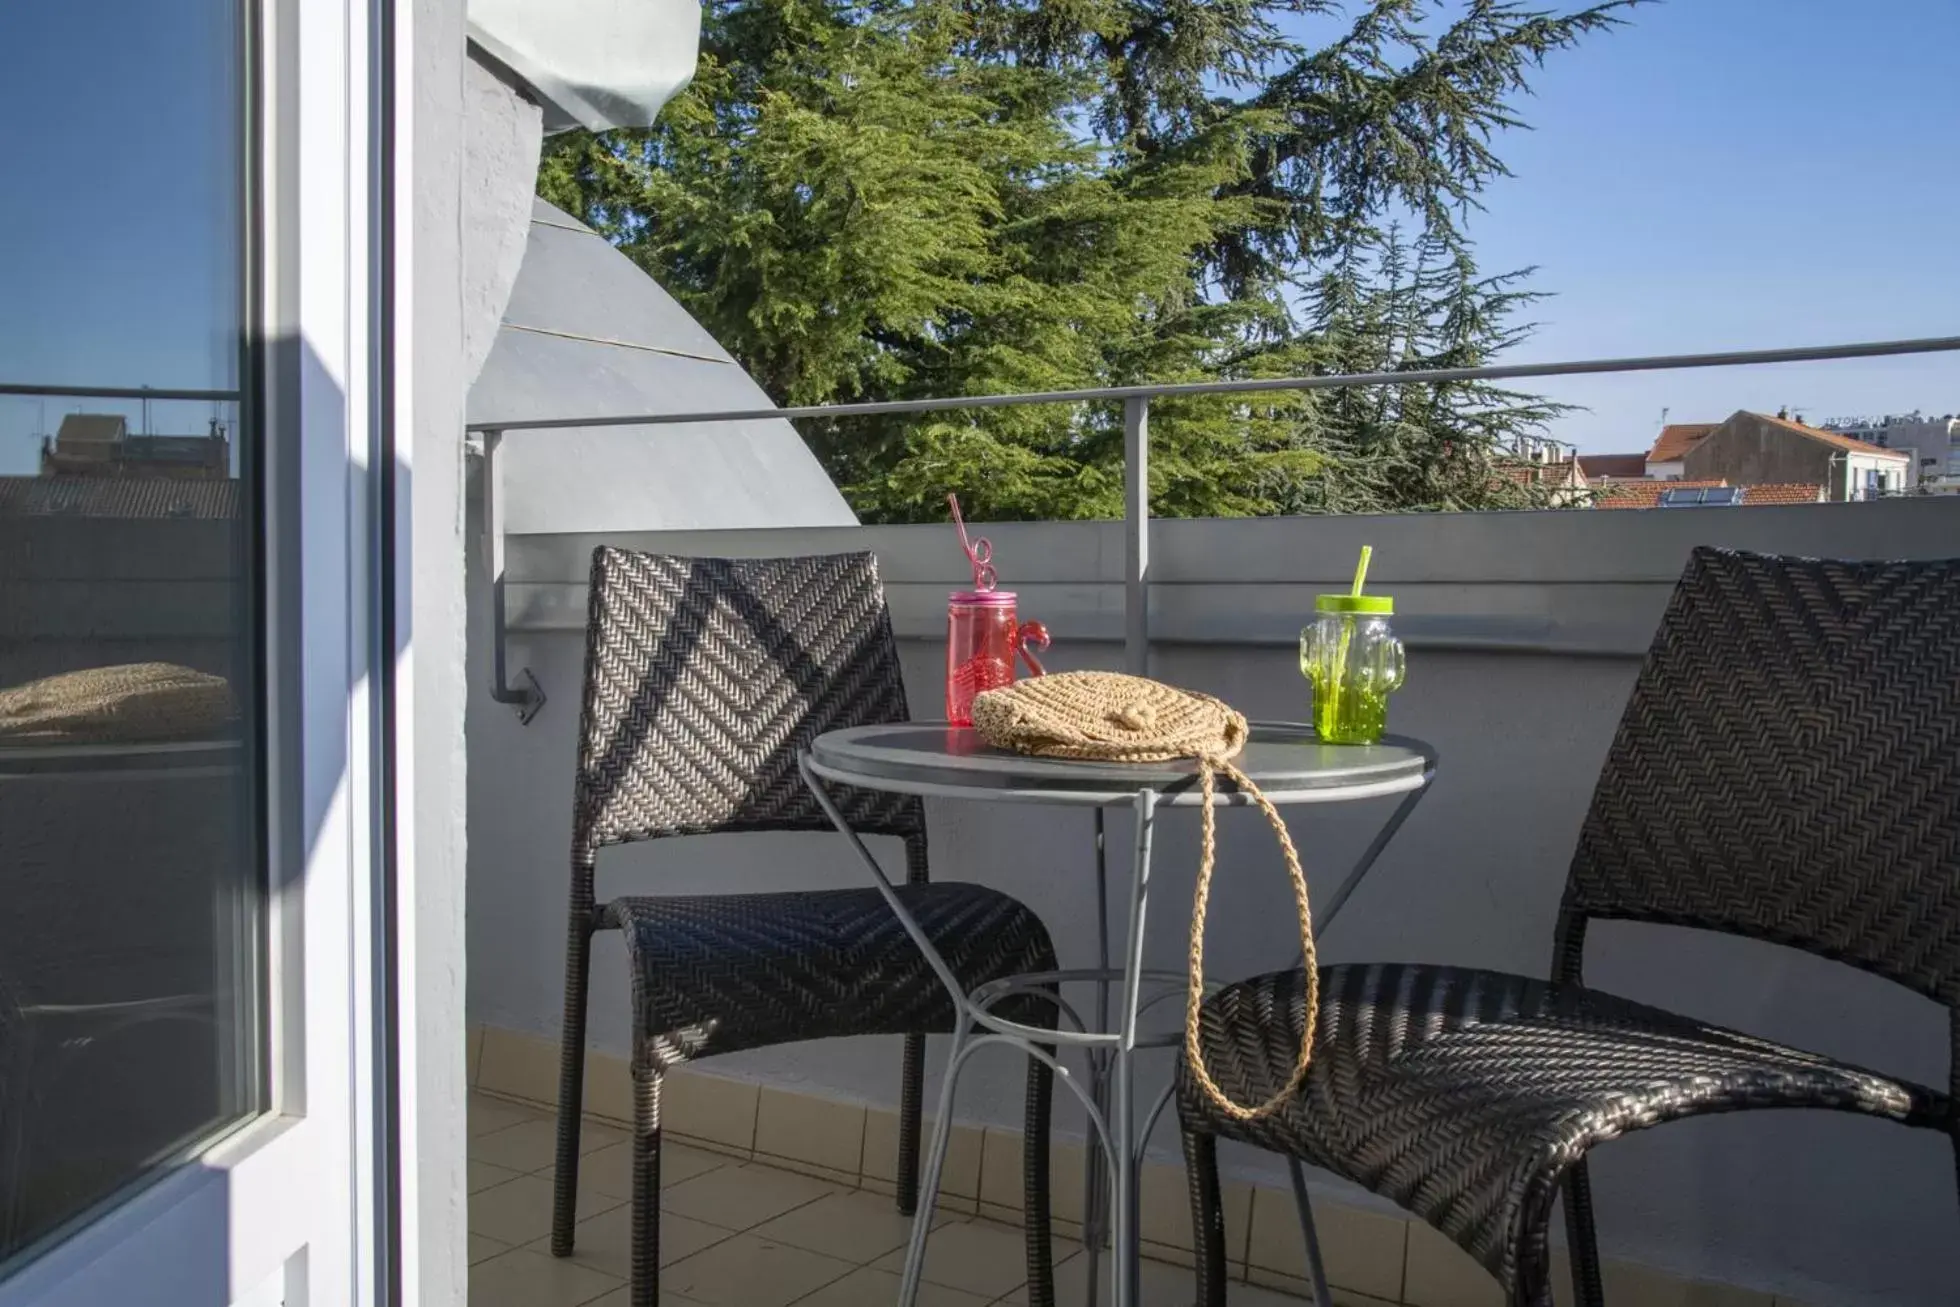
[548,549,1061,1307]
[1177,546,1960,1307]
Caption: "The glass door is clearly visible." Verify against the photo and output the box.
[0,0,389,1303]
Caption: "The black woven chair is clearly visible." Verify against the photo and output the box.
[1177,546,1960,1307]
[548,548,1060,1307]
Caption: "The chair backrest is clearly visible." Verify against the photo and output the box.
[1559,546,1960,1007]
[570,549,925,872]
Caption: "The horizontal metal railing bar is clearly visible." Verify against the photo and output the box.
[0,382,242,402]
[466,334,1960,432]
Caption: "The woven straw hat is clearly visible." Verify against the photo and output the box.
[0,663,235,744]
[971,671,1246,764]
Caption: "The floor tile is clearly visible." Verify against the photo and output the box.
[566,1140,729,1200]
[754,1086,866,1176]
[661,1163,842,1231]
[864,1109,984,1200]
[1247,1188,1408,1302]
[471,1161,525,1195]
[538,1203,739,1279]
[474,1117,630,1173]
[472,1174,625,1247]
[469,1234,509,1267]
[584,1290,708,1307]
[1403,1221,1502,1307]
[479,1029,563,1106]
[661,1232,857,1307]
[797,1265,993,1307]
[471,1092,545,1139]
[1243,1263,1377,1304]
[871,1218,1032,1302]
[664,1069,761,1153]
[468,1247,622,1307]
[751,1189,958,1266]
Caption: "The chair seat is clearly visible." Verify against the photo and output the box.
[603,883,1056,1070]
[1178,963,1947,1304]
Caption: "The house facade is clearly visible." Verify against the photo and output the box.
[1682,410,1911,501]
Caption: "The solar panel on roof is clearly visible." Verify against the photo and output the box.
[1658,486,1741,507]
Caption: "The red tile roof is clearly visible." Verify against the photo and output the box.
[1593,479,1826,509]
[1752,413,1909,459]
[1577,453,1647,479]
[1645,424,1718,464]
[1594,479,1728,509]
[0,477,240,519]
[1738,482,1825,505]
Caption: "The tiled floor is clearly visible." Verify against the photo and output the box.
[469,1091,1311,1307]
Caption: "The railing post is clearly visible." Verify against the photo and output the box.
[482,429,545,724]
[1123,396,1149,676]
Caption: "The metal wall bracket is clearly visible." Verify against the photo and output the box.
[481,430,546,724]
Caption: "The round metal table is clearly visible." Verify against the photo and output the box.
[799,722,1435,1307]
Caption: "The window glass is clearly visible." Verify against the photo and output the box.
[0,0,262,1269]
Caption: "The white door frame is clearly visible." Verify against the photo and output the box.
[0,0,395,1301]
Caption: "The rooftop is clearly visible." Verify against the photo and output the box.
[1644,423,1719,464]
[1576,452,1647,480]
[1593,479,1824,509]
[0,475,239,518]
[1753,411,1911,458]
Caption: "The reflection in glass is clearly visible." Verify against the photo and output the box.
[0,0,261,1269]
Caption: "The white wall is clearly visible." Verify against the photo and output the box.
[466,500,1960,1306]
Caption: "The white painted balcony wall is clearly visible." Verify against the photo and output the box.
[465,498,1959,1306]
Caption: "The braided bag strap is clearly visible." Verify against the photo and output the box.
[972,671,1316,1121]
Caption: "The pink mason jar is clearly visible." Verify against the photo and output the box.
[946,590,1049,726]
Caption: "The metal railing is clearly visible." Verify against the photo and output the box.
[464,333,1960,721]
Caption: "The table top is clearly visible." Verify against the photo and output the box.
[808,721,1432,807]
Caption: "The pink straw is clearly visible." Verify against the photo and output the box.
[946,494,997,592]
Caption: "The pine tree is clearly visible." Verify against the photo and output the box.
[539,0,1634,520]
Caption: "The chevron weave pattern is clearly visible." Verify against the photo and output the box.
[606,884,1057,1068]
[574,549,921,853]
[551,550,1059,1307]
[1565,547,1960,1002]
[1178,548,1960,1307]
[1178,964,1945,1306]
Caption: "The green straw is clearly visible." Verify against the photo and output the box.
[1329,545,1373,739]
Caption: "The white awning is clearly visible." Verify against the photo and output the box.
[468,0,701,133]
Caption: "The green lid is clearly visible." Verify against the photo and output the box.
[1316,594,1393,615]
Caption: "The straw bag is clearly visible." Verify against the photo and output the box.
[0,663,235,744]
[971,670,1315,1121]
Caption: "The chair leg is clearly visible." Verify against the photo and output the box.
[897,1030,925,1216]
[550,911,595,1257]
[1562,1159,1605,1307]
[1182,1127,1229,1307]
[1021,1043,1056,1307]
[1287,1160,1334,1307]
[629,1066,664,1307]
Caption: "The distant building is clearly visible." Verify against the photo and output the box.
[1821,412,1959,489]
[1642,423,1720,479]
[39,413,231,480]
[1496,451,1589,506]
[1576,452,1646,481]
[1682,410,1909,502]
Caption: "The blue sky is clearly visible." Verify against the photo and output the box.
[1421,0,1959,450]
[0,0,1953,468]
